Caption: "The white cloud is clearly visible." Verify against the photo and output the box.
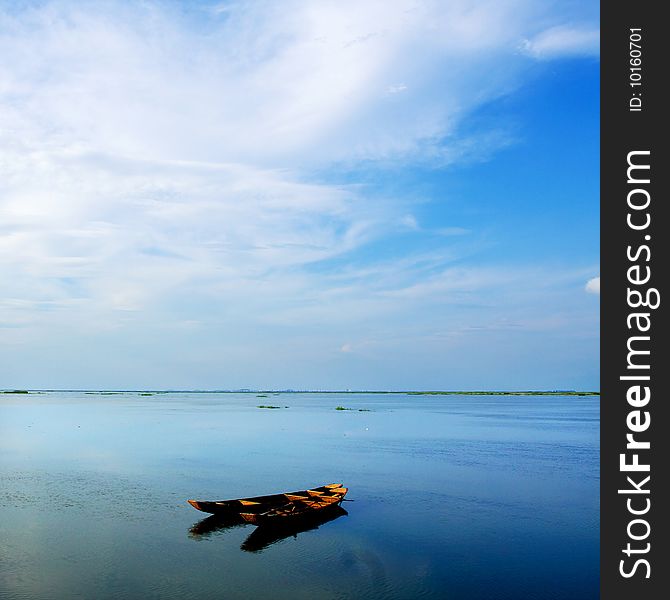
[585,277,600,295]
[521,26,599,60]
[0,1,600,387]
[0,0,579,171]
[386,83,408,94]
[0,0,549,323]
[400,214,420,230]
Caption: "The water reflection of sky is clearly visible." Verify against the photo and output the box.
[0,392,599,599]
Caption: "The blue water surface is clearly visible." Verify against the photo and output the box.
[0,392,599,599]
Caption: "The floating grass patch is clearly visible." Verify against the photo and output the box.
[336,406,371,411]
[139,393,154,396]
[256,394,268,398]
[257,405,282,409]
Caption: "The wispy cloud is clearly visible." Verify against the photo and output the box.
[0,0,599,388]
[521,26,599,60]
[386,83,408,95]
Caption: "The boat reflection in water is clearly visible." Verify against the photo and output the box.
[240,505,348,553]
[188,513,247,539]
[188,502,348,549]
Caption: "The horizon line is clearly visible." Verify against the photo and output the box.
[2,389,601,395]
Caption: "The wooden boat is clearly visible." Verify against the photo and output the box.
[239,486,347,526]
[187,483,345,516]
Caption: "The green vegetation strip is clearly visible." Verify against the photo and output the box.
[407,391,599,396]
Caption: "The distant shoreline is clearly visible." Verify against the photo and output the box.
[2,389,600,396]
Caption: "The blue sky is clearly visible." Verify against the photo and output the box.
[0,1,599,390]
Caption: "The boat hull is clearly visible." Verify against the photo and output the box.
[187,483,345,516]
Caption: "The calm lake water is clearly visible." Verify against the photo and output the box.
[0,392,599,599]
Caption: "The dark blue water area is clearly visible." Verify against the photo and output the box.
[0,392,599,599]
